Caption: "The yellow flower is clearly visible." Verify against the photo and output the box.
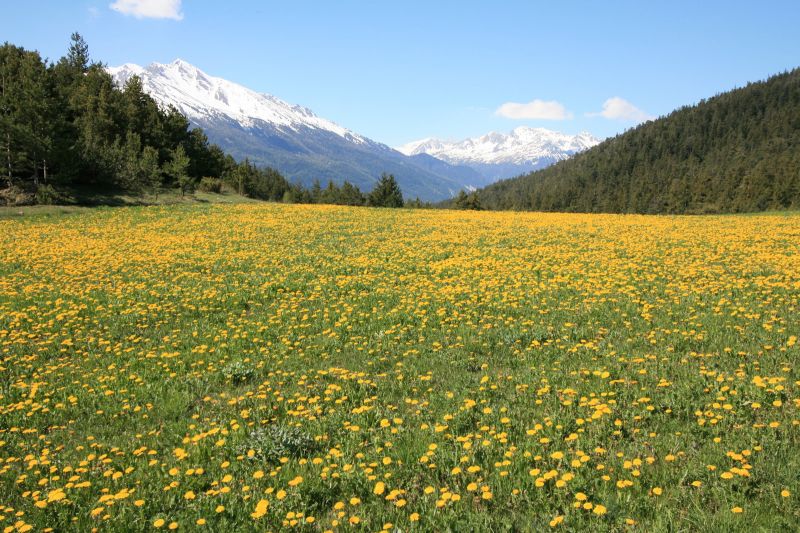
[251,499,269,519]
[47,489,66,503]
[374,482,386,495]
[593,504,607,516]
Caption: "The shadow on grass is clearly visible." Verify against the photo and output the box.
[0,185,258,219]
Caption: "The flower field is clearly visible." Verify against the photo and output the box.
[1,204,798,531]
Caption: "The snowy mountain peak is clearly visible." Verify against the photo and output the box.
[397,127,601,167]
[107,59,368,144]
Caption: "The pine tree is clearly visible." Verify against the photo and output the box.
[455,190,482,210]
[66,32,90,73]
[0,44,52,187]
[340,181,365,206]
[367,173,404,208]
[310,179,322,203]
[167,145,192,196]
[140,145,162,196]
[121,75,164,150]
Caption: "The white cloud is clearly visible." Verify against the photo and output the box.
[495,99,572,120]
[589,97,654,122]
[110,0,183,20]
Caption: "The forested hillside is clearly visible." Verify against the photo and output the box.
[475,69,800,214]
[1,34,234,203]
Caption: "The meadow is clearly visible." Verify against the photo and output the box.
[0,204,798,532]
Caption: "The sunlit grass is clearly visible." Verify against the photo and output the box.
[0,204,798,531]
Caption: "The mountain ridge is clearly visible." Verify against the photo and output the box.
[398,127,600,180]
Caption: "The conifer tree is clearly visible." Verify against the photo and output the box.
[367,173,404,207]
[310,179,322,203]
[168,145,193,196]
[0,44,52,187]
[340,181,365,206]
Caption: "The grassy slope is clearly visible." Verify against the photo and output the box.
[0,188,261,219]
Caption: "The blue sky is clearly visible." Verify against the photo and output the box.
[2,1,799,146]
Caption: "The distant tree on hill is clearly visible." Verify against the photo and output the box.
[405,197,427,209]
[310,179,322,203]
[367,173,404,208]
[339,181,365,206]
[454,190,483,210]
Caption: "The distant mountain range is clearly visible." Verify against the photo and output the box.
[471,68,800,214]
[108,60,596,200]
[397,127,600,181]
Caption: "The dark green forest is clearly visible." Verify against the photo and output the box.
[0,34,408,208]
[473,68,800,214]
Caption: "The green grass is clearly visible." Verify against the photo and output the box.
[0,204,798,532]
[0,188,260,219]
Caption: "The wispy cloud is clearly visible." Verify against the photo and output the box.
[495,99,572,120]
[588,97,653,122]
[109,0,183,20]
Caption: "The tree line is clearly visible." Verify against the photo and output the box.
[218,165,408,208]
[473,68,800,214]
[0,34,408,208]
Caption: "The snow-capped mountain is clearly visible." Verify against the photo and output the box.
[397,127,601,180]
[108,60,369,144]
[107,60,476,201]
